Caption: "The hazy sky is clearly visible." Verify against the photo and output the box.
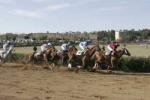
[0,0,150,33]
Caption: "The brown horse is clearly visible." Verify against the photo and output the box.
[81,45,101,69]
[92,48,131,72]
[68,45,78,64]
[107,48,131,72]
[25,46,56,70]
[92,50,106,71]
[67,45,101,71]
[67,45,80,71]
[44,46,58,63]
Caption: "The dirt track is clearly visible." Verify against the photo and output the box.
[0,64,150,100]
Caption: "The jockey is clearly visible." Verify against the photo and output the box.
[61,43,69,54]
[107,41,120,56]
[1,41,14,60]
[33,46,37,52]
[3,41,11,52]
[40,42,52,53]
[79,41,89,54]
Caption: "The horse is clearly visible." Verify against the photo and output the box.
[107,48,131,72]
[67,45,81,72]
[91,50,106,71]
[25,46,57,71]
[0,45,14,63]
[81,45,101,69]
[68,45,78,64]
[67,45,101,72]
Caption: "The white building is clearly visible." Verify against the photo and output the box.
[115,31,120,41]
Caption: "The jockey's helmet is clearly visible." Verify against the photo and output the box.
[7,41,10,43]
[113,41,119,45]
[86,40,91,45]
[47,42,51,46]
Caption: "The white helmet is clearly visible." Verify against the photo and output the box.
[7,41,10,44]
[47,42,51,46]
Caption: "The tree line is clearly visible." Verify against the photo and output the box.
[0,29,150,43]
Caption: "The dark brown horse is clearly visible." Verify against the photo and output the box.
[92,48,131,72]
[81,45,101,69]
[67,45,101,72]
[107,48,131,72]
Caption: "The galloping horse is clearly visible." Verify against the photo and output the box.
[92,48,131,72]
[44,46,58,63]
[68,45,78,64]
[0,45,14,63]
[67,45,101,71]
[92,50,106,71]
[107,48,131,72]
[26,46,55,64]
[81,45,101,69]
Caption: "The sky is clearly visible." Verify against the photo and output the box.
[0,0,150,33]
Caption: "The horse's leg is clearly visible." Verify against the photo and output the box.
[43,54,49,68]
[82,56,86,69]
[68,54,74,69]
[107,58,114,72]
[92,62,97,71]
[61,56,64,65]
[44,54,54,71]
[67,56,72,70]
[23,55,31,70]
[75,65,82,73]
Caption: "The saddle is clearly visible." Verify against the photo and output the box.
[105,51,117,57]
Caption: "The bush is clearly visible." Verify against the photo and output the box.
[119,57,150,72]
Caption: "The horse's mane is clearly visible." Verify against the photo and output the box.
[69,45,77,52]
[86,45,97,56]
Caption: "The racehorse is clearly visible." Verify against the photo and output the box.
[68,45,78,64]
[91,50,106,71]
[25,46,57,70]
[67,45,101,71]
[81,45,101,69]
[0,45,14,63]
[44,46,57,63]
[107,48,131,72]
[92,48,131,72]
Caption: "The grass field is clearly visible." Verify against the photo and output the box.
[14,44,150,57]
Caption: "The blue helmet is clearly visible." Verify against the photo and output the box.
[86,40,92,45]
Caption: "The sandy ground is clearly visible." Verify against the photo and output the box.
[0,64,150,100]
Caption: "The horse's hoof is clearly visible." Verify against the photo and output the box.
[68,63,72,69]
[107,70,112,73]
[77,66,82,69]
[92,68,96,72]
[75,68,79,73]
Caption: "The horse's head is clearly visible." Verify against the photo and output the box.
[69,45,77,53]
[122,48,131,56]
[51,46,57,52]
[87,45,100,56]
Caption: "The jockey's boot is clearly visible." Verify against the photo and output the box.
[112,51,116,56]
[109,51,113,56]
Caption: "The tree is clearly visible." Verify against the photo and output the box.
[39,35,48,40]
